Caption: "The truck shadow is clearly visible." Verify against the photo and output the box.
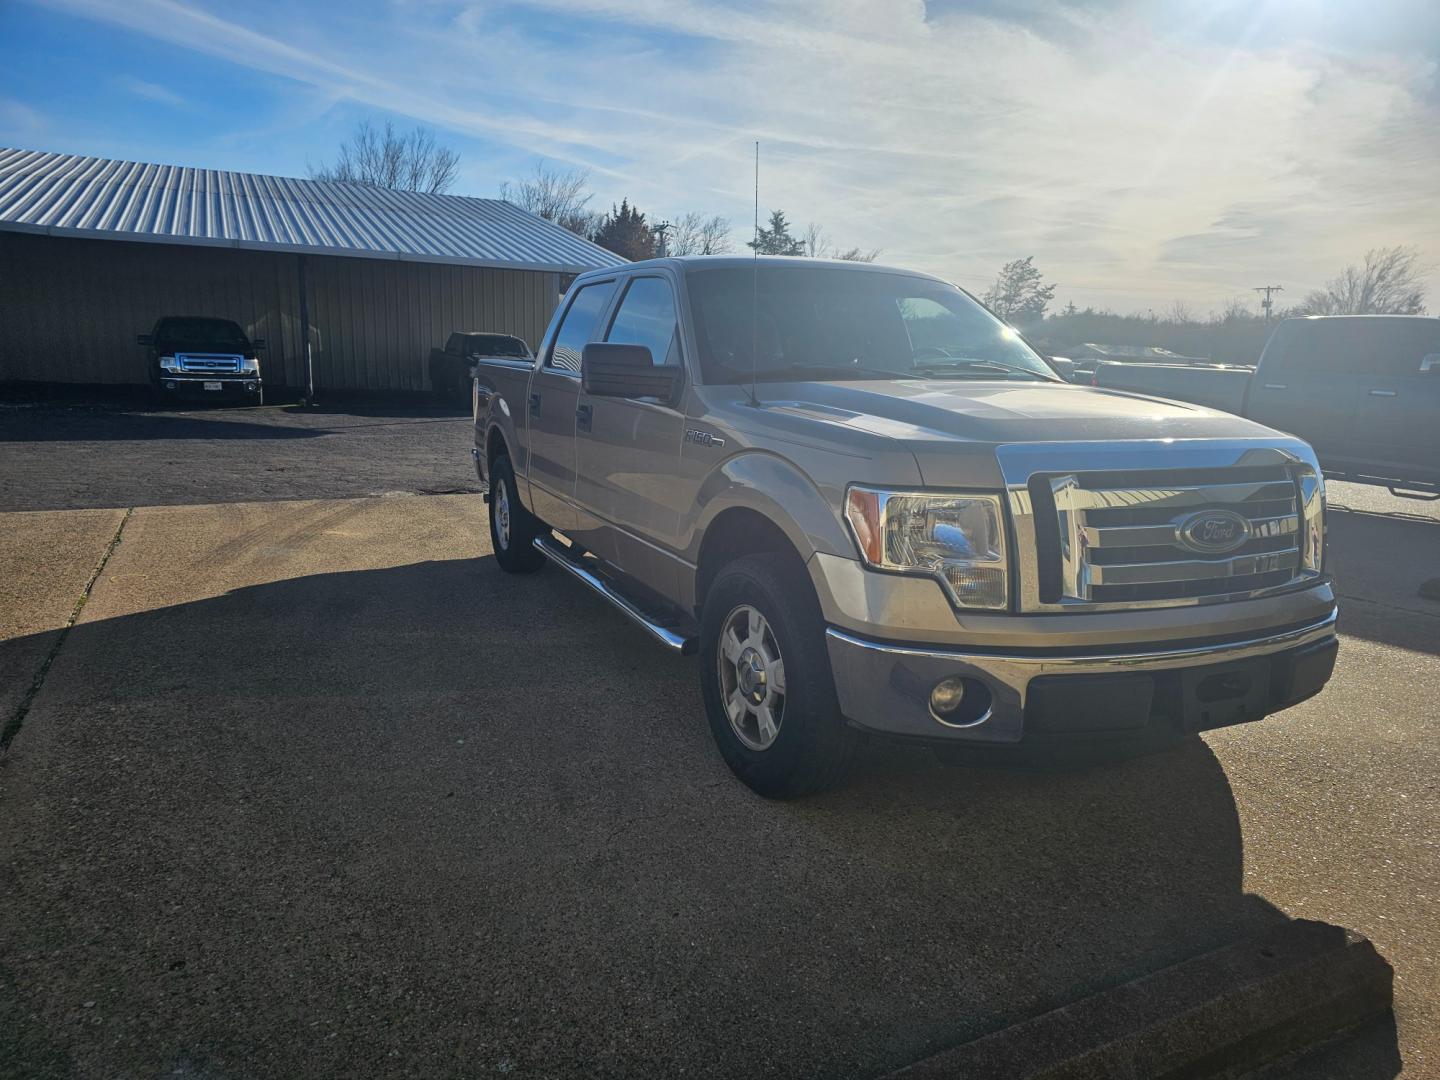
[0,556,1402,1079]
[0,406,331,442]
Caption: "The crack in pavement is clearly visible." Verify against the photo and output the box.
[0,507,133,754]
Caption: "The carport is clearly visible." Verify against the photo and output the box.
[0,147,624,395]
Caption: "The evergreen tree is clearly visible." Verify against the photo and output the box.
[747,209,805,256]
[594,200,656,261]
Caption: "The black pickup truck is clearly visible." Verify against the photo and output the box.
[138,316,265,404]
[428,331,531,405]
[1094,315,1440,493]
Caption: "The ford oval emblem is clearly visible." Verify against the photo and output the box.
[1177,509,1251,554]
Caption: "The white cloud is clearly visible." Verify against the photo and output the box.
[32,0,1440,311]
[117,76,190,109]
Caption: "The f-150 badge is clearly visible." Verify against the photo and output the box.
[684,429,725,448]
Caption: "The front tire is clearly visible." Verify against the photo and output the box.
[488,455,545,573]
[699,553,856,798]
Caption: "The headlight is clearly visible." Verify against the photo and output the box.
[159,356,180,372]
[240,356,260,373]
[844,487,1009,610]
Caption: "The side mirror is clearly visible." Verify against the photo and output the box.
[582,343,681,401]
[1421,354,1439,374]
[249,338,267,349]
[136,334,153,346]
[1047,357,1075,381]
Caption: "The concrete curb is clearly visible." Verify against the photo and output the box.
[882,919,1393,1080]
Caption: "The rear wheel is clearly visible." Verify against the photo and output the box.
[699,553,856,798]
[488,455,545,573]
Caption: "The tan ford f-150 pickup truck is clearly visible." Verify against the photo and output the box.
[471,257,1337,798]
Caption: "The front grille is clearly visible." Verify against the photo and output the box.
[1037,466,1305,605]
[177,353,243,373]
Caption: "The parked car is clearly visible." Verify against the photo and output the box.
[1093,315,1440,492]
[429,331,532,405]
[137,316,264,404]
[470,257,1337,797]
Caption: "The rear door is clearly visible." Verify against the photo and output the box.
[1349,319,1440,479]
[524,278,618,532]
[1245,320,1365,461]
[572,272,689,598]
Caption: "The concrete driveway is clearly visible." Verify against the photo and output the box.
[0,486,1433,1078]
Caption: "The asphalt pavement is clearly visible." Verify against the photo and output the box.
[0,399,1435,1077]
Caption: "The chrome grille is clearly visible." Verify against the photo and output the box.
[177,353,243,373]
[1049,469,1302,603]
[998,441,1326,613]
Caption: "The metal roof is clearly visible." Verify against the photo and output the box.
[0,148,627,274]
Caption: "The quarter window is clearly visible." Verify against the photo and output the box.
[547,280,617,372]
[606,277,681,367]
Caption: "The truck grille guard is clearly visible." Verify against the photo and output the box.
[998,440,1326,613]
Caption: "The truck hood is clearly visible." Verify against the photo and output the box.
[752,379,1286,487]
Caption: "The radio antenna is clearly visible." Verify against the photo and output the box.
[749,140,761,407]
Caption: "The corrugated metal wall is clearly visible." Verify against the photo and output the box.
[0,231,559,390]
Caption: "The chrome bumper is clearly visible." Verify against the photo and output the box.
[825,609,1338,744]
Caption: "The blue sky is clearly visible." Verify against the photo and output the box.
[2,0,1437,312]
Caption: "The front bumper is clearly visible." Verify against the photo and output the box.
[825,610,1338,744]
[158,375,262,396]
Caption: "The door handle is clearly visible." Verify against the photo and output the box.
[528,392,542,416]
[1261,383,1287,390]
[1368,388,1397,397]
[575,403,593,433]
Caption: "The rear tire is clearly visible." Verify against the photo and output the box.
[699,553,856,798]
[489,455,545,573]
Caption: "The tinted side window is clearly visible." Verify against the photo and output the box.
[1365,320,1440,377]
[548,281,617,372]
[1267,320,1440,376]
[605,277,681,367]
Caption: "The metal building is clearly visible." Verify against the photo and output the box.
[0,148,625,393]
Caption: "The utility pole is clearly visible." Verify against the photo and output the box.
[1253,284,1284,323]
[653,220,672,257]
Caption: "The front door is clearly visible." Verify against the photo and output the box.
[572,273,688,598]
[524,278,618,532]
[1246,319,1365,462]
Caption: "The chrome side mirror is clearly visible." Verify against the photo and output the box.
[1421,354,1439,373]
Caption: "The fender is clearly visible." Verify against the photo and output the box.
[675,451,858,612]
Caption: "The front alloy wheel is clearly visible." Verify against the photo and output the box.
[717,605,788,750]
[698,553,856,798]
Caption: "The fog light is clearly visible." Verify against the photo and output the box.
[929,676,992,727]
[930,677,968,715]
[246,381,257,390]
[164,380,177,390]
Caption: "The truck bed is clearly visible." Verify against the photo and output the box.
[1091,361,1252,415]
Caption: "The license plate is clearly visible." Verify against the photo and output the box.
[203,381,223,391]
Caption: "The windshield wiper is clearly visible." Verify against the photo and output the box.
[911,359,1051,381]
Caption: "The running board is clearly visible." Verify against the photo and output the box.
[532,536,697,655]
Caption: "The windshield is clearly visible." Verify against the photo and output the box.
[155,318,249,350]
[687,266,1056,384]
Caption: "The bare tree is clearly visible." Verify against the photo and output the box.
[1299,246,1428,315]
[668,211,733,255]
[799,222,878,262]
[1216,297,1253,323]
[499,163,598,239]
[1165,299,1195,324]
[309,120,459,194]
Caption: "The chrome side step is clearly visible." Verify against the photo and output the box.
[532,535,697,655]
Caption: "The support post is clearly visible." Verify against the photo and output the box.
[298,254,316,406]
